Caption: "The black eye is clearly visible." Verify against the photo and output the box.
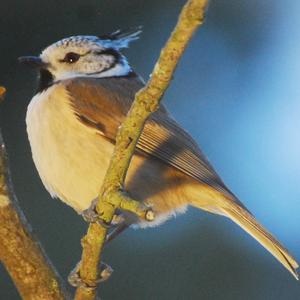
[62,52,80,63]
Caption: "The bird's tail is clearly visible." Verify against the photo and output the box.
[192,195,299,279]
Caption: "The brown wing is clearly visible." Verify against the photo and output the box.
[64,76,236,200]
[65,77,299,280]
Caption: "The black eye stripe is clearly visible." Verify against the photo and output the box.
[37,68,54,93]
[59,49,120,64]
[94,48,121,60]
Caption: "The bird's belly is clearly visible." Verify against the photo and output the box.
[26,84,113,211]
[25,84,190,226]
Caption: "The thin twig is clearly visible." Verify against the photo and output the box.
[74,1,209,299]
[0,87,69,300]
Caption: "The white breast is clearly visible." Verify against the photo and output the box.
[26,83,189,226]
[26,84,113,212]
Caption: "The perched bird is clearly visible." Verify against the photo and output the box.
[19,28,298,279]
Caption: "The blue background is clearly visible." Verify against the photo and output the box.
[0,0,299,299]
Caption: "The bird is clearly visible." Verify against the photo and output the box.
[19,28,298,279]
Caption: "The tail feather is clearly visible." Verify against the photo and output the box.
[220,202,299,279]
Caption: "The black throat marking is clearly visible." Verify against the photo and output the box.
[37,68,54,93]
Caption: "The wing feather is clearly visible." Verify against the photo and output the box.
[64,76,236,200]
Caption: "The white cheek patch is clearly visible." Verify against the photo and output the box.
[94,62,132,78]
[53,61,132,82]
[80,54,115,74]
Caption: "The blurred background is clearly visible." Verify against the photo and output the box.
[0,0,300,299]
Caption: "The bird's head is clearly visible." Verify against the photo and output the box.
[19,28,142,91]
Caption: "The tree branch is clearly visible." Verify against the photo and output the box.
[74,0,209,299]
[0,87,69,300]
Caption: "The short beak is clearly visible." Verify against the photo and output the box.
[18,56,48,69]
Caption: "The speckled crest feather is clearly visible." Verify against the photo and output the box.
[45,27,142,53]
[99,26,143,49]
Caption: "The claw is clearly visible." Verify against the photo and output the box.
[68,261,113,289]
[81,199,111,228]
[81,199,101,223]
[81,199,126,229]
[106,222,129,244]
[68,262,84,288]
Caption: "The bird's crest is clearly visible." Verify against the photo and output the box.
[99,26,143,49]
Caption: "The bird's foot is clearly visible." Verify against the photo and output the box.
[68,261,113,289]
[81,199,125,228]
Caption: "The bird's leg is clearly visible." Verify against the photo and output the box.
[68,261,113,289]
[105,222,129,245]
